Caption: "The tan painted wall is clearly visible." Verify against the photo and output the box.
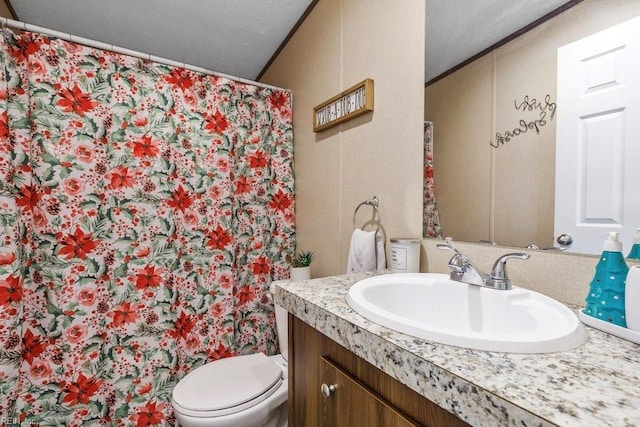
[260,0,425,277]
[0,1,12,18]
[426,0,640,249]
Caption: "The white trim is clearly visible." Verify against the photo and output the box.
[0,17,289,93]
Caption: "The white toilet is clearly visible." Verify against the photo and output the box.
[172,281,289,427]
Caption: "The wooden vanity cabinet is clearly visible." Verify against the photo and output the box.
[288,314,469,427]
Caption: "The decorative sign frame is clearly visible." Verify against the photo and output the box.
[313,79,374,132]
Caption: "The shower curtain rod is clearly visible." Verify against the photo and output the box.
[0,17,288,92]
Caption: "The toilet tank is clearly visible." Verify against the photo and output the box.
[270,280,289,360]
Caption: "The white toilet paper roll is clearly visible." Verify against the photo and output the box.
[625,265,640,331]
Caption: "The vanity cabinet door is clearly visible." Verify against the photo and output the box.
[289,314,469,427]
[320,356,419,427]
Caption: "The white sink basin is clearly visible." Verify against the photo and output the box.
[346,273,587,353]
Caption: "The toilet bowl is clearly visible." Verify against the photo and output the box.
[172,280,289,427]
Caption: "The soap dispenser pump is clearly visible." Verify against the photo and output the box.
[583,232,629,327]
[627,229,640,260]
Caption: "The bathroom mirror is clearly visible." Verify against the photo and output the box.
[424,0,640,255]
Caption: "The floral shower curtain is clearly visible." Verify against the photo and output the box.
[0,29,294,426]
[423,121,442,238]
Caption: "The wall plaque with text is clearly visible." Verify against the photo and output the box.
[313,79,374,132]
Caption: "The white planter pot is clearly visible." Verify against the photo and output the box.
[290,266,311,281]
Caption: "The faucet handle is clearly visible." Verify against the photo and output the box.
[436,243,485,286]
[436,243,458,254]
[486,253,530,290]
[436,244,468,273]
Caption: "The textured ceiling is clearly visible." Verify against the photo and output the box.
[425,0,571,82]
[10,0,573,83]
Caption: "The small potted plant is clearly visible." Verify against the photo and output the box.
[290,250,314,281]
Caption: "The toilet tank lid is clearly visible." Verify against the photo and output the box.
[269,279,290,294]
[172,352,282,412]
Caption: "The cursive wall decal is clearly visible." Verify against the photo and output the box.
[490,94,557,148]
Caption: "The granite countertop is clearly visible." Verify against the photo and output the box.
[273,271,640,427]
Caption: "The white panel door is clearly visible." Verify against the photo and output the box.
[555,17,640,254]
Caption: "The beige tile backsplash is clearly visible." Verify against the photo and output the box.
[422,238,640,307]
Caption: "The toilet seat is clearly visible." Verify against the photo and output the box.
[172,353,283,418]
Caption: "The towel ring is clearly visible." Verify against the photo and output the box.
[353,196,381,234]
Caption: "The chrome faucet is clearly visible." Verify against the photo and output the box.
[436,244,530,290]
[436,244,484,286]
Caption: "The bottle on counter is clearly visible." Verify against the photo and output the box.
[627,229,640,260]
[625,265,640,331]
[583,232,629,327]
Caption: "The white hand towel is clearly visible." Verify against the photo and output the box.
[374,231,386,270]
[347,229,386,273]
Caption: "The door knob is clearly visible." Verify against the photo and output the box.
[557,233,573,247]
[321,383,337,398]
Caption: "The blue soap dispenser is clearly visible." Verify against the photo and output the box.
[583,232,629,327]
[627,229,640,260]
